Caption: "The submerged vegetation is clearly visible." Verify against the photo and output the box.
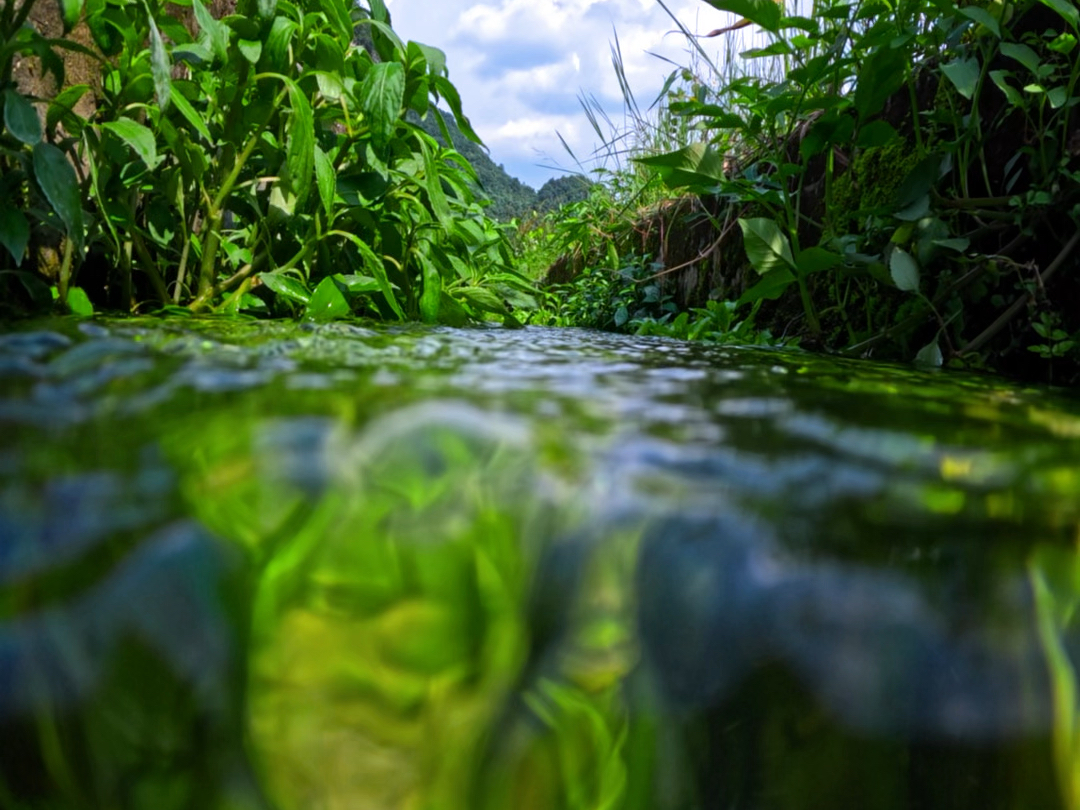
[523,0,1080,384]
[0,0,535,324]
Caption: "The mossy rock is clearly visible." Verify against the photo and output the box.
[829,139,922,228]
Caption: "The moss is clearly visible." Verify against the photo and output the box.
[828,139,923,229]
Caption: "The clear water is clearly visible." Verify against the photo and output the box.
[2,317,1079,810]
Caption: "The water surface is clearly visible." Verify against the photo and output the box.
[2,318,1079,810]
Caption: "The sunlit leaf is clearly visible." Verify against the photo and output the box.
[260,272,311,304]
[699,0,782,32]
[314,146,335,221]
[739,217,796,276]
[102,118,157,168]
[60,0,83,31]
[169,85,213,143]
[67,286,94,316]
[148,15,171,111]
[238,38,262,63]
[192,0,230,63]
[419,138,452,230]
[304,275,351,321]
[356,61,405,152]
[4,90,42,145]
[283,80,314,208]
[264,17,297,69]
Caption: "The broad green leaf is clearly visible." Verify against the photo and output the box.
[259,271,310,304]
[4,90,42,145]
[238,38,262,63]
[0,206,30,266]
[915,338,943,367]
[173,42,213,66]
[46,84,90,132]
[1037,0,1079,28]
[264,17,297,69]
[258,0,276,20]
[417,42,447,76]
[942,56,980,100]
[438,291,469,327]
[329,231,404,320]
[738,218,796,276]
[699,0,782,32]
[958,6,1000,37]
[990,69,1023,106]
[431,75,481,144]
[32,142,83,249]
[1047,86,1068,109]
[635,141,727,190]
[304,275,351,321]
[283,80,314,208]
[357,61,405,152]
[420,139,452,230]
[148,15,171,111]
[340,274,379,292]
[418,253,441,324]
[933,237,970,252]
[894,194,930,221]
[856,120,898,148]
[736,266,796,307]
[1049,32,1077,54]
[102,118,157,168]
[894,155,944,208]
[456,286,508,315]
[1000,42,1041,75]
[60,0,82,31]
[192,0,230,63]
[67,286,94,316]
[795,247,841,275]
[314,145,335,221]
[889,247,920,292]
[855,46,907,121]
[319,0,353,47]
[169,85,213,143]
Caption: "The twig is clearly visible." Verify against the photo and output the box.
[958,229,1080,356]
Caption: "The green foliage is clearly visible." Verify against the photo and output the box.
[539,0,1080,380]
[0,0,534,325]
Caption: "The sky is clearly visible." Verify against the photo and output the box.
[384,0,742,189]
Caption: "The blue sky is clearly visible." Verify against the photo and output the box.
[385,0,740,189]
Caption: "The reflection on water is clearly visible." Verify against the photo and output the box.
[1,319,1079,809]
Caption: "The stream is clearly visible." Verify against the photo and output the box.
[2,317,1080,810]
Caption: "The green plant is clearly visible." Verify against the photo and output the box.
[1,0,535,324]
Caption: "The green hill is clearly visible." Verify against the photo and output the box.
[413,109,591,221]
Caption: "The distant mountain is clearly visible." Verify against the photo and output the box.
[412,108,592,221]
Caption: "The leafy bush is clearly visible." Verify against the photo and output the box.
[0,0,535,324]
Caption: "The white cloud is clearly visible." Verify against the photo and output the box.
[386,0,739,188]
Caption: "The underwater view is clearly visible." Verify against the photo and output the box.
[2,318,1079,809]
